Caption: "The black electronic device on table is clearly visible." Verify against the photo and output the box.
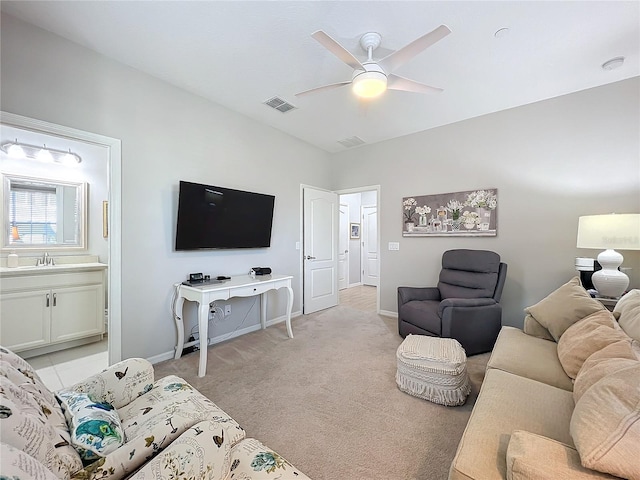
[250,267,272,276]
[182,272,224,287]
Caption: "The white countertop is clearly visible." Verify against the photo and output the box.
[0,262,108,276]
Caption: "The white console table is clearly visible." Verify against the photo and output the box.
[174,274,294,377]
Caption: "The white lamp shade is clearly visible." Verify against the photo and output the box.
[576,214,640,250]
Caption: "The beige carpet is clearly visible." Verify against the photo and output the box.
[155,305,490,480]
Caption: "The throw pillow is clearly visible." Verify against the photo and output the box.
[57,390,125,462]
[573,338,640,403]
[557,310,628,379]
[525,276,605,341]
[614,288,640,342]
[570,364,640,479]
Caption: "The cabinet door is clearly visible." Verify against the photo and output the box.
[0,290,50,351]
[50,284,104,343]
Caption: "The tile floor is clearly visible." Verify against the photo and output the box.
[30,339,108,391]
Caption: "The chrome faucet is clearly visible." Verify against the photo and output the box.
[37,252,54,266]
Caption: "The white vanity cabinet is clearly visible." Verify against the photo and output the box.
[0,264,106,354]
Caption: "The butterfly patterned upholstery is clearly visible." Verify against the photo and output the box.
[0,346,311,480]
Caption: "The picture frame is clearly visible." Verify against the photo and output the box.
[350,223,360,239]
[402,188,498,237]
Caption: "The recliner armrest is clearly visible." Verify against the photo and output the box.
[64,358,155,409]
[438,297,496,316]
[398,286,441,304]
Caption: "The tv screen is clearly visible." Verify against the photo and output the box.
[175,181,275,250]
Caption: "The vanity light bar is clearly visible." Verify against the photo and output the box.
[0,140,82,165]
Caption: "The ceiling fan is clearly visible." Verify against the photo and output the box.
[296,25,451,99]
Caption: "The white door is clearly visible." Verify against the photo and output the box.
[362,205,379,287]
[303,187,339,314]
[338,204,349,290]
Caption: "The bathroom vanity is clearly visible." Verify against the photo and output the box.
[0,260,107,357]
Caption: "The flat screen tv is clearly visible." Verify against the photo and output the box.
[175,181,275,250]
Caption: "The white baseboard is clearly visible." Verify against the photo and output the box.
[348,282,363,288]
[379,309,398,318]
[147,311,303,365]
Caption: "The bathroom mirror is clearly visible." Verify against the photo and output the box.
[2,174,86,251]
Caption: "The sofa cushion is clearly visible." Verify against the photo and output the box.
[524,276,605,341]
[573,338,640,403]
[0,347,83,480]
[614,288,640,341]
[0,442,63,480]
[399,300,442,335]
[57,390,125,461]
[68,358,155,410]
[570,364,640,480]
[72,374,247,480]
[228,437,311,479]
[449,368,575,480]
[487,327,573,391]
[0,375,83,480]
[506,430,617,480]
[557,310,628,379]
[127,419,233,480]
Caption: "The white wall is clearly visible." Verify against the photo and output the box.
[332,78,640,326]
[1,14,332,360]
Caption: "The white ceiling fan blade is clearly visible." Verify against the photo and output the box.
[387,74,443,94]
[311,30,366,71]
[295,81,352,98]
[379,25,451,73]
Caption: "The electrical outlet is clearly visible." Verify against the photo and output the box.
[224,304,231,316]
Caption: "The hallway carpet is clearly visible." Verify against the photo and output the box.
[155,305,489,480]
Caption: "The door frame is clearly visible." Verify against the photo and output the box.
[338,202,350,290]
[333,185,381,313]
[1,111,122,364]
[361,203,378,287]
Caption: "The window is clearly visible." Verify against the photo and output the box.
[10,183,61,245]
[2,174,86,250]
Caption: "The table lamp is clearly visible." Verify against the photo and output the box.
[576,213,640,298]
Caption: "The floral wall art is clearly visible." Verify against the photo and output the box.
[402,189,498,237]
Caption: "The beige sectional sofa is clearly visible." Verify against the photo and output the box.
[0,347,309,480]
[449,281,640,480]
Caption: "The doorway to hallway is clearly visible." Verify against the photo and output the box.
[338,285,377,312]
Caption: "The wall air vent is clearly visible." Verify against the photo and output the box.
[263,96,297,113]
[337,136,366,148]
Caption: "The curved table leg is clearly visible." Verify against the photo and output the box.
[174,297,185,360]
[285,285,294,338]
[197,301,210,377]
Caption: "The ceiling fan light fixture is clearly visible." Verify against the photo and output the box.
[352,71,387,98]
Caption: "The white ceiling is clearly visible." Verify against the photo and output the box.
[2,1,639,153]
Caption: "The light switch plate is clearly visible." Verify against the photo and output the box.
[388,242,400,251]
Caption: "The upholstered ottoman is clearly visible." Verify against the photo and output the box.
[396,334,471,406]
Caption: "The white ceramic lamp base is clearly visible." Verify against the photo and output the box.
[592,249,629,299]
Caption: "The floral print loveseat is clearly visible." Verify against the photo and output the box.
[0,346,309,480]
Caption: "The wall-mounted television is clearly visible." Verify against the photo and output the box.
[175,181,275,250]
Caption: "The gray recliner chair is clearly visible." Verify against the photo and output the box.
[397,249,507,355]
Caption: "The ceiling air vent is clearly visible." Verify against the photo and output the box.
[337,136,366,148]
[263,96,297,113]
